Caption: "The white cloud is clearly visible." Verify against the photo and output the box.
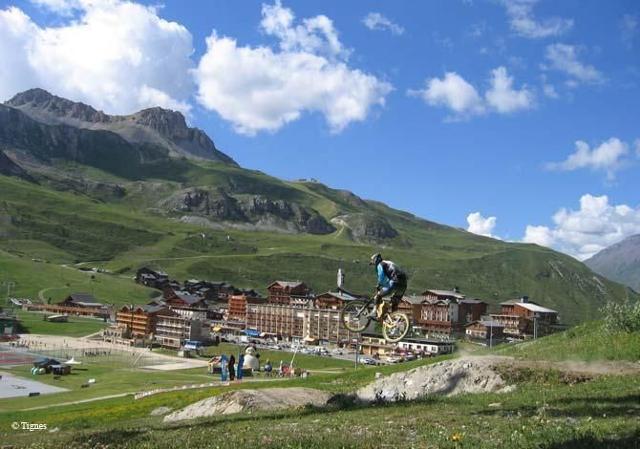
[467,212,498,238]
[261,1,348,60]
[502,0,573,39]
[410,66,533,118]
[362,12,404,36]
[544,43,603,84]
[194,1,392,135]
[523,194,640,260]
[410,72,484,116]
[635,139,640,157]
[0,0,194,115]
[485,66,534,113]
[546,137,632,180]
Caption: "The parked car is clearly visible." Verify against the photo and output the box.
[359,357,377,365]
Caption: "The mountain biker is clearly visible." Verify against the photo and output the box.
[369,253,407,319]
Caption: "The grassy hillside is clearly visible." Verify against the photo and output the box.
[495,321,640,361]
[0,170,637,322]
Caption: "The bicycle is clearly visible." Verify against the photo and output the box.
[340,295,410,343]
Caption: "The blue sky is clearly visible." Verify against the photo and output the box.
[0,0,639,259]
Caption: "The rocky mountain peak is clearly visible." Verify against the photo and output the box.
[4,88,236,165]
[7,88,109,124]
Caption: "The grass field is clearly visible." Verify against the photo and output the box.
[2,352,639,449]
[14,309,107,337]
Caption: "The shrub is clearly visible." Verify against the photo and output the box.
[601,300,640,333]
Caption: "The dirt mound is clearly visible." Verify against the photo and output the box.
[163,387,331,423]
[356,357,515,403]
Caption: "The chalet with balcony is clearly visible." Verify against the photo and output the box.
[267,281,311,305]
[413,289,488,337]
[490,296,559,338]
[116,304,170,338]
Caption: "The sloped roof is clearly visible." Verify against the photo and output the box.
[516,302,558,314]
[69,293,98,303]
[172,292,204,305]
[423,289,465,299]
[268,281,306,289]
[140,304,167,314]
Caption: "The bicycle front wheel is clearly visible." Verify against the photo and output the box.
[382,312,410,343]
[340,300,371,333]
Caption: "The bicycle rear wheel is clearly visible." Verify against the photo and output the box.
[340,300,372,333]
[382,312,410,343]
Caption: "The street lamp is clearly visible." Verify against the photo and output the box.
[2,281,15,308]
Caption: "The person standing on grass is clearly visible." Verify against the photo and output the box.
[228,354,236,381]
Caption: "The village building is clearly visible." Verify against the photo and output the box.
[359,333,394,357]
[155,313,206,349]
[245,303,306,341]
[359,333,456,357]
[26,293,110,318]
[163,288,207,310]
[58,293,104,309]
[266,281,312,305]
[396,337,456,355]
[115,304,170,338]
[135,267,169,289]
[245,300,357,344]
[314,290,362,309]
[465,320,506,345]
[490,297,559,339]
[228,294,268,320]
[402,289,489,337]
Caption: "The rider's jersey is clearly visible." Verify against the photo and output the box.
[376,260,405,288]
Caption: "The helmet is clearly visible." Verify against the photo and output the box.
[369,253,383,266]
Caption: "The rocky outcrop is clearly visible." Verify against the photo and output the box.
[331,212,398,242]
[163,388,332,422]
[164,188,335,235]
[6,88,236,164]
[0,150,33,181]
[356,358,514,403]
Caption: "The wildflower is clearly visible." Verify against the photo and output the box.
[451,432,463,442]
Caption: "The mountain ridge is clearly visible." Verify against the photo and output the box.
[585,234,640,291]
[5,88,236,164]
